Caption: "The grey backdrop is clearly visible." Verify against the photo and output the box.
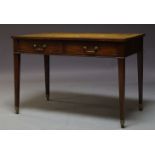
[0,24,154,129]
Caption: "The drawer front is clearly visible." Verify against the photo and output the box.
[14,40,124,57]
[15,40,63,54]
[64,42,122,57]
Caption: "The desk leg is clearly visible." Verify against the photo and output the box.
[137,51,143,111]
[118,58,125,128]
[14,54,21,114]
[44,55,50,101]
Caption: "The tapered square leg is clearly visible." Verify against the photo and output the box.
[118,58,125,128]
[137,51,143,111]
[14,54,21,114]
[44,55,50,101]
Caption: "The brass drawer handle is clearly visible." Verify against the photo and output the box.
[42,44,47,48]
[83,46,99,54]
[33,44,37,48]
[33,43,47,51]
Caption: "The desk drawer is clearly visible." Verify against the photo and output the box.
[15,40,63,54]
[64,42,121,57]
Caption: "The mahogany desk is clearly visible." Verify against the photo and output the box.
[12,33,145,128]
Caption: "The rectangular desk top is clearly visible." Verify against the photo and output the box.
[12,33,145,42]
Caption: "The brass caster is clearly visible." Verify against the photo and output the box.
[15,107,19,114]
[120,120,125,128]
[139,104,143,111]
[46,95,50,101]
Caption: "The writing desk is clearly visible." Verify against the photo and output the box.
[12,33,145,128]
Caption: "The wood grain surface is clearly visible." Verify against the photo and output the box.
[12,33,145,41]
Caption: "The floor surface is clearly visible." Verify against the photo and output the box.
[0,56,154,130]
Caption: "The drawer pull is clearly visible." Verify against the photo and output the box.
[33,43,47,51]
[42,44,47,48]
[33,44,37,48]
[83,46,99,54]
